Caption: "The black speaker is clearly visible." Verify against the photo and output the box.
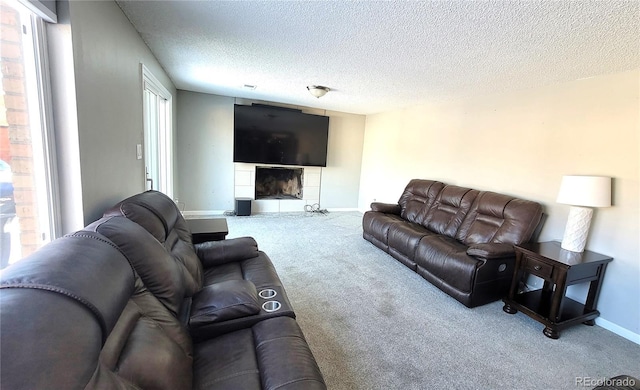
[235,198,252,216]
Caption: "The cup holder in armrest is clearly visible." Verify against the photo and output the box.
[258,289,277,299]
[262,300,281,313]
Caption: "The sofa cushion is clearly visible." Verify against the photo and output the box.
[456,191,543,246]
[203,252,284,290]
[195,237,260,267]
[387,222,435,270]
[105,190,204,295]
[105,198,168,242]
[190,280,261,326]
[252,317,327,390]
[362,211,405,251]
[193,317,326,390]
[0,232,135,340]
[104,190,181,242]
[422,185,479,238]
[0,232,132,390]
[86,216,187,316]
[193,327,262,389]
[398,179,445,224]
[414,235,480,294]
[96,293,193,389]
[0,289,103,389]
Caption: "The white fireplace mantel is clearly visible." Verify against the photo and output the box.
[234,163,322,213]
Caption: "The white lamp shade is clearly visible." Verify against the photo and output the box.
[556,175,612,208]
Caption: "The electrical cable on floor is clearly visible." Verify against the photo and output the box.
[223,210,237,216]
[304,203,328,214]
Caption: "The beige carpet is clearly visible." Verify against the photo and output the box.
[225,211,640,390]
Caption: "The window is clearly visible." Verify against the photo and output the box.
[142,64,173,198]
[0,0,58,269]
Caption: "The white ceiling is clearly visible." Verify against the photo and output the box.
[116,0,639,115]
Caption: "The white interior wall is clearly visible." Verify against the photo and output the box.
[359,69,640,341]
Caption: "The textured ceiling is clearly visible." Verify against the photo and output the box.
[116,0,640,115]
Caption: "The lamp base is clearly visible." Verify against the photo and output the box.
[561,206,593,253]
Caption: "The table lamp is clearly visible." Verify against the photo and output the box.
[556,175,612,252]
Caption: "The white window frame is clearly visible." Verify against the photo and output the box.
[12,1,60,243]
[30,15,61,240]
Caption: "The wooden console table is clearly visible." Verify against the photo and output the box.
[186,218,229,243]
[503,241,612,339]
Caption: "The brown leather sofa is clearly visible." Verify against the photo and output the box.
[363,179,543,307]
[0,191,325,389]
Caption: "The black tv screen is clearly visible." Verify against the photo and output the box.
[233,104,329,167]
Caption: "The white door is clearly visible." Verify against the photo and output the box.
[142,65,173,197]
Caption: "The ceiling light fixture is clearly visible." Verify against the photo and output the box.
[307,85,330,98]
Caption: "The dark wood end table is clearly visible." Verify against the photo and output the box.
[186,218,229,244]
[502,241,612,339]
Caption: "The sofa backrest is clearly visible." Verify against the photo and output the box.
[0,231,193,389]
[456,191,543,246]
[95,280,193,389]
[104,190,203,296]
[398,179,446,224]
[422,185,479,238]
[85,215,188,316]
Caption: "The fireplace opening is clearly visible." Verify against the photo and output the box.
[255,167,303,200]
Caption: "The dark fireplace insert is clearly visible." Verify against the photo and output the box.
[255,167,303,200]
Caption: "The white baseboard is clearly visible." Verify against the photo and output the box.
[184,208,362,217]
[596,317,640,345]
[183,210,227,218]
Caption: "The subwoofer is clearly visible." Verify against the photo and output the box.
[235,198,252,216]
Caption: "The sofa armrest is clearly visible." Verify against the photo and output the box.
[370,202,401,215]
[195,236,259,268]
[467,243,515,259]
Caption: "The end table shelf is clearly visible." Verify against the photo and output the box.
[503,241,612,339]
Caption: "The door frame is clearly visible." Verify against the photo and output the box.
[141,64,173,198]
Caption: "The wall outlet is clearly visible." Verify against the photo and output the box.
[136,144,143,160]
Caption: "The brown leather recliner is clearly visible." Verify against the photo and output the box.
[363,179,543,307]
[0,192,326,389]
[99,190,296,338]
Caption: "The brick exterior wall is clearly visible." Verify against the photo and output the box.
[1,1,42,258]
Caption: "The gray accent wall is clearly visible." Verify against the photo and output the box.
[176,91,365,213]
[65,0,177,224]
[176,92,235,212]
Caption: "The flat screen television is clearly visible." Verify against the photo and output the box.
[233,104,329,167]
